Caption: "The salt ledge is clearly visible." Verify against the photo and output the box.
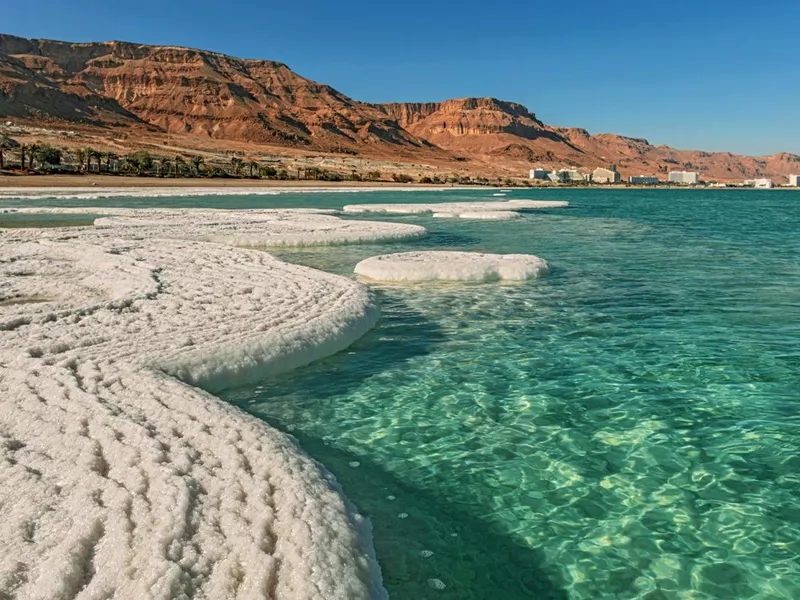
[0,211,399,599]
[342,199,570,215]
[354,251,551,282]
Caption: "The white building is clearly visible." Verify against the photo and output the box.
[550,169,587,183]
[668,171,700,184]
[789,174,800,187]
[529,168,550,180]
[592,166,620,184]
[753,178,773,189]
[629,175,659,185]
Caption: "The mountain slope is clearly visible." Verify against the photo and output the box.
[0,34,440,157]
[380,98,800,181]
[1,33,797,181]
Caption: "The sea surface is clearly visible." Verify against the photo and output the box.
[4,188,800,599]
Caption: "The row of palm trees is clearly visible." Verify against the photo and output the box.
[0,138,291,179]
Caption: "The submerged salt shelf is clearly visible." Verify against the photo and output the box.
[354,251,551,282]
[8,207,428,247]
[342,199,570,215]
[0,212,395,599]
[432,211,521,220]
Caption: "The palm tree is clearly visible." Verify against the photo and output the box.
[34,145,62,170]
[230,157,244,176]
[27,144,40,169]
[87,149,101,173]
[83,147,97,172]
[154,157,166,176]
[174,156,186,177]
[0,135,19,170]
[190,155,204,177]
[248,160,259,178]
[75,148,87,173]
[121,156,137,174]
[104,152,118,173]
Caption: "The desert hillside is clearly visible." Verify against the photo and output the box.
[1,33,798,182]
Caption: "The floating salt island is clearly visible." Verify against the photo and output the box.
[354,251,551,282]
[342,199,570,216]
[0,209,408,599]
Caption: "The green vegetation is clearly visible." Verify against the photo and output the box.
[391,173,414,183]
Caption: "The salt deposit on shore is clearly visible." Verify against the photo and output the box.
[0,211,398,599]
[342,199,570,215]
[5,207,427,248]
[0,186,448,201]
[354,251,551,282]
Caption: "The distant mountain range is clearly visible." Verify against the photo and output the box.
[1,33,798,182]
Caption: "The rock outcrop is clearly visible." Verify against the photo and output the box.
[1,33,798,181]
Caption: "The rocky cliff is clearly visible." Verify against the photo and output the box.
[0,34,439,156]
[2,33,798,181]
[381,98,800,181]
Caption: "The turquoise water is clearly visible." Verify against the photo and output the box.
[6,189,800,598]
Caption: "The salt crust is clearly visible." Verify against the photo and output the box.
[7,207,427,248]
[0,186,447,201]
[432,211,521,220]
[354,251,551,282]
[0,210,396,599]
[342,199,570,214]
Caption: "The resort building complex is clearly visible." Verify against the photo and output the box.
[592,166,621,184]
[790,174,800,187]
[668,171,701,184]
[629,175,660,185]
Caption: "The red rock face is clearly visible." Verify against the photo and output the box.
[0,34,439,156]
[381,99,800,182]
[1,33,797,181]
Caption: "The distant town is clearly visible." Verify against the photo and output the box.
[529,166,800,189]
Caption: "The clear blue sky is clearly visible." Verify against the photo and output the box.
[3,0,799,155]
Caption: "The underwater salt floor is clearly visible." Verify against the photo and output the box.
[223,190,800,599]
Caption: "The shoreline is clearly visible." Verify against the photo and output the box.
[1,174,797,191]
[0,174,464,189]
[0,209,424,598]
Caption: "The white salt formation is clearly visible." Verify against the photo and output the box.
[354,251,551,282]
[432,211,521,220]
[0,211,396,599]
[0,186,446,201]
[342,199,569,215]
[7,207,427,248]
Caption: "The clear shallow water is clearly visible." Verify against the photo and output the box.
[222,190,800,599]
[7,188,800,598]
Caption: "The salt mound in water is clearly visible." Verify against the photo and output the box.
[432,211,521,220]
[354,251,550,282]
[342,200,569,215]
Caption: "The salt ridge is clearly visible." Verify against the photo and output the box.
[0,186,449,201]
[7,207,428,248]
[0,211,402,599]
[342,199,570,215]
[354,251,551,282]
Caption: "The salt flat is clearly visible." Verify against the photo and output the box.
[0,210,404,599]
